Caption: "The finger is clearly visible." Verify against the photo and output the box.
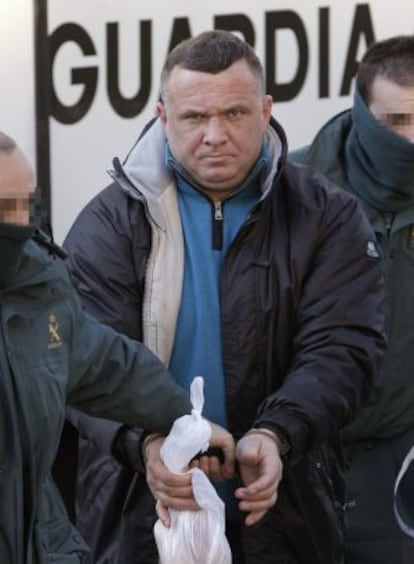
[157,494,200,512]
[197,455,224,480]
[238,491,278,513]
[244,508,267,527]
[148,464,193,488]
[237,473,275,497]
[207,456,226,481]
[150,483,194,501]
[220,437,236,476]
[235,484,277,501]
[156,500,171,528]
[196,455,211,475]
[152,482,199,511]
[189,459,200,470]
[209,423,236,475]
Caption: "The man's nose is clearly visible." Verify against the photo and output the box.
[203,116,227,145]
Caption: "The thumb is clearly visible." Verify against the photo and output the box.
[236,435,261,464]
[209,422,236,475]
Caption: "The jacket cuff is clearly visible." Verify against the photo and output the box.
[254,410,313,462]
[112,426,145,472]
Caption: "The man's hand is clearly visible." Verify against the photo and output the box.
[190,421,235,480]
[235,431,283,526]
[145,422,235,526]
[144,436,199,527]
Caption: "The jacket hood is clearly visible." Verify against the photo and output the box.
[293,109,414,230]
[293,109,353,186]
[9,239,66,291]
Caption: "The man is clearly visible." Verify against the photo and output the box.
[63,31,385,564]
[290,35,414,564]
[0,131,234,563]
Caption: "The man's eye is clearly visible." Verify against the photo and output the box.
[185,114,204,124]
[228,109,242,118]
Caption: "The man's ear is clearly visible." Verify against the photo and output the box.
[263,95,273,123]
[156,102,167,125]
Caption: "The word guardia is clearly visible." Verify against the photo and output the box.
[49,4,375,124]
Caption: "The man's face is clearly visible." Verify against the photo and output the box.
[0,148,35,225]
[157,59,273,197]
[369,75,414,143]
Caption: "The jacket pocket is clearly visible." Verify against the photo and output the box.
[307,445,346,561]
[35,480,90,563]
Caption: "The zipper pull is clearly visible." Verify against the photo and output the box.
[214,200,223,221]
[212,200,223,250]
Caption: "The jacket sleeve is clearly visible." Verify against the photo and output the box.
[63,184,146,338]
[254,174,386,460]
[65,289,191,434]
[63,185,151,455]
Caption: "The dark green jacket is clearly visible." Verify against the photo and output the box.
[0,239,191,564]
[290,110,414,443]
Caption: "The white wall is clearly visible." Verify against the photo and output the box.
[0,0,35,163]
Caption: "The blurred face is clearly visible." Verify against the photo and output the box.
[157,59,273,199]
[0,148,35,225]
[369,75,414,143]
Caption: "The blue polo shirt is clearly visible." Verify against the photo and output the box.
[167,146,267,516]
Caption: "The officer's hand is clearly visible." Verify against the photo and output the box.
[190,422,235,480]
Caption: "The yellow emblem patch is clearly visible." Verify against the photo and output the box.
[48,313,62,349]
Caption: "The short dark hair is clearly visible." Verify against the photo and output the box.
[357,35,414,102]
[0,132,17,154]
[160,30,265,99]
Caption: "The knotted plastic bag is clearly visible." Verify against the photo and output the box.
[153,376,232,564]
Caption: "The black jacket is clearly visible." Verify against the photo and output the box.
[63,117,385,564]
[291,110,414,442]
[289,110,414,564]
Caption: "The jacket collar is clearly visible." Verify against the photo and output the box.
[108,116,288,218]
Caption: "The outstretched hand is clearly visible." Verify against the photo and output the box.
[235,432,283,526]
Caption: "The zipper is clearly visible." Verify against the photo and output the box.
[382,212,394,261]
[384,213,393,237]
[212,200,224,250]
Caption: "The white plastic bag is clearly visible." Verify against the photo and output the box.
[153,376,232,564]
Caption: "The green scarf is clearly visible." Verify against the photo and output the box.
[345,85,414,213]
[0,223,35,288]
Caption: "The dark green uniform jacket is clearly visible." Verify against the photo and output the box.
[0,237,191,564]
[290,110,414,563]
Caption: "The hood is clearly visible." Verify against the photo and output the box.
[5,239,66,292]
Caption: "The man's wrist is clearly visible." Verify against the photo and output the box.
[141,432,164,467]
[244,426,291,458]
